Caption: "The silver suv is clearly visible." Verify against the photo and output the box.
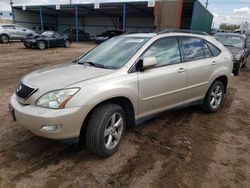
[9,31,234,157]
[0,24,36,43]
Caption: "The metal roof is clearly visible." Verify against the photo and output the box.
[13,1,154,17]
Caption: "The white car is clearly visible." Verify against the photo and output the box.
[10,30,234,157]
[0,24,36,43]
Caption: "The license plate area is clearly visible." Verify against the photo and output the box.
[9,104,16,121]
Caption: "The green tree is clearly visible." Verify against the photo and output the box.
[219,23,240,31]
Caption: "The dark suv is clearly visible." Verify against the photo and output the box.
[214,33,249,76]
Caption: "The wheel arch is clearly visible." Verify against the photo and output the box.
[213,75,228,93]
[79,96,135,144]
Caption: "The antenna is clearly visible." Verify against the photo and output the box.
[205,0,209,8]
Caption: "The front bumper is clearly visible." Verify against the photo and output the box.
[23,40,36,47]
[10,95,86,140]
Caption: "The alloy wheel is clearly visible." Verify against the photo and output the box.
[1,35,8,43]
[210,85,223,109]
[104,112,124,150]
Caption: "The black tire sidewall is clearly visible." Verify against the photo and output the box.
[86,104,126,157]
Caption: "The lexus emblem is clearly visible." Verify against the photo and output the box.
[16,85,22,93]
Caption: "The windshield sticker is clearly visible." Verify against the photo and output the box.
[126,39,145,43]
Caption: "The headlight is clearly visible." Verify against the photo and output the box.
[234,54,241,60]
[36,88,80,109]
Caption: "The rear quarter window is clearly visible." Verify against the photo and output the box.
[205,40,221,57]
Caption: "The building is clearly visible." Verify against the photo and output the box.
[0,11,13,23]
[11,0,213,41]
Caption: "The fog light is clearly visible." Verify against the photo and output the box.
[40,125,62,133]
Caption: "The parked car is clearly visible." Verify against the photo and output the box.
[23,31,71,50]
[95,30,124,44]
[0,24,36,43]
[214,33,249,76]
[10,31,233,157]
[63,29,90,41]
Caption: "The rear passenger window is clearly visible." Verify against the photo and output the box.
[182,37,204,61]
[203,41,213,58]
[205,41,221,56]
[142,37,181,67]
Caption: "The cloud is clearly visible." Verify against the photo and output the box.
[233,7,250,14]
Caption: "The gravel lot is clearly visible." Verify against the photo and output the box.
[0,42,250,188]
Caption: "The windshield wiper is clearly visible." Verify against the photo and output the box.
[78,61,108,69]
[224,44,237,48]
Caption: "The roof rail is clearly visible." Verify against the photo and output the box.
[158,29,209,36]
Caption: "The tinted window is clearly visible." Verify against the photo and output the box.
[205,41,221,56]
[2,25,15,29]
[203,41,213,58]
[215,35,243,48]
[183,37,204,61]
[142,37,181,67]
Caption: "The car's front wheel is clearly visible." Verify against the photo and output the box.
[201,80,225,113]
[85,104,126,157]
[37,41,46,50]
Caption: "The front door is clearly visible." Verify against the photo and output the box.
[137,37,187,117]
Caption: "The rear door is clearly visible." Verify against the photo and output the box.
[138,37,187,117]
[182,37,218,102]
[53,32,65,46]
[2,25,18,39]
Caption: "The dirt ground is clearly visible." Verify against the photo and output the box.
[0,42,250,188]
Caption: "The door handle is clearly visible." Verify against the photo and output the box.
[211,61,216,65]
[177,67,186,73]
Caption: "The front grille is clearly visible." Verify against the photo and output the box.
[16,83,37,100]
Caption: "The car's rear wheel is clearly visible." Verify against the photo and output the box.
[85,104,126,157]
[37,41,46,50]
[0,34,9,43]
[64,40,71,48]
[201,81,224,113]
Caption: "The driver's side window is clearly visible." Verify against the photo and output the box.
[142,37,181,67]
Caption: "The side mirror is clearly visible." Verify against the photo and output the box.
[245,43,249,48]
[136,56,157,71]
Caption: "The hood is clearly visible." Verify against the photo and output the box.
[226,46,242,55]
[22,63,114,91]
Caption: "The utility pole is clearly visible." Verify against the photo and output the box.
[205,0,209,8]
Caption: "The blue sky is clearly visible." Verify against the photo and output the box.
[0,0,250,28]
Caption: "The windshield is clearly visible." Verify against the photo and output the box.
[78,37,149,69]
[42,31,54,37]
[215,35,243,48]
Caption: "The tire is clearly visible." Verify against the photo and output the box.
[24,44,31,48]
[0,34,9,43]
[85,104,126,157]
[242,58,247,68]
[233,65,241,76]
[37,41,46,50]
[64,40,71,48]
[201,81,225,113]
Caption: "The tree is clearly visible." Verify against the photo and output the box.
[219,23,240,31]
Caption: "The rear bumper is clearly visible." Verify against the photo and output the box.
[10,95,86,140]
